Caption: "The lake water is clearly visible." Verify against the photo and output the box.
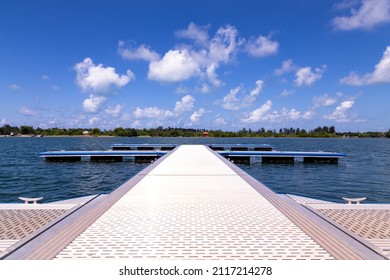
[0,137,389,204]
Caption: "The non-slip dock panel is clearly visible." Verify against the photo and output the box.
[1,152,173,260]
[211,147,385,260]
[0,209,68,240]
[55,146,333,260]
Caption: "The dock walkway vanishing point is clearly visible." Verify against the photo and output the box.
[1,145,388,260]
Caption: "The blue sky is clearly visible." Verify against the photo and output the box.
[1,0,390,132]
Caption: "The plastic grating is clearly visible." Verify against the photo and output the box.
[318,209,390,240]
[56,146,333,260]
[0,209,68,240]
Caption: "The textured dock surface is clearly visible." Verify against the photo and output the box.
[1,145,387,260]
[56,145,333,260]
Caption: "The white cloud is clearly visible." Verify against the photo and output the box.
[333,0,361,10]
[302,110,315,120]
[245,35,279,57]
[83,94,107,113]
[175,22,209,46]
[118,41,160,62]
[175,85,191,94]
[147,24,242,88]
[148,49,200,82]
[105,104,124,117]
[340,46,390,85]
[205,63,223,90]
[274,59,296,75]
[19,106,39,116]
[52,85,60,91]
[324,100,356,122]
[332,0,390,30]
[9,84,21,91]
[281,108,301,121]
[249,80,264,97]
[1,118,9,125]
[295,66,326,86]
[75,57,134,93]
[222,86,242,110]
[213,116,227,125]
[241,100,273,123]
[174,95,195,113]
[88,116,100,125]
[280,89,294,97]
[133,106,174,119]
[209,25,242,63]
[190,108,205,123]
[222,80,264,110]
[241,100,304,124]
[313,93,338,108]
[41,75,49,80]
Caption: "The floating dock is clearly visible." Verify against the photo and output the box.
[110,143,177,151]
[1,145,386,260]
[39,150,167,163]
[39,143,346,164]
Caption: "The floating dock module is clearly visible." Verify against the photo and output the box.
[110,144,177,151]
[12,145,382,260]
[218,150,346,164]
[208,144,273,151]
[209,144,272,163]
[39,145,345,164]
[39,150,167,163]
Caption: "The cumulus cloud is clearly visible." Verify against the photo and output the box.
[302,110,315,120]
[281,108,301,121]
[148,49,200,82]
[75,57,134,93]
[174,95,195,113]
[175,22,209,46]
[332,0,390,30]
[123,23,276,92]
[133,106,174,119]
[132,95,198,123]
[105,104,124,117]
[274,59,296,76]
[313,93,338,108]
[241,100,273,123]
[83,94,107,113]
[340,46,390,85]
[208,25,242,63]
[241,100,304,124]
[118,41,160,62]
[190,108,205,123]
[147,23,243,91]
[213,116,227,125]
[324,100,356,122]
[295,66,326,86]
[88,116,100,125]
[245,35,279,57]
[148,23,279,93]
[222,80,264,110]
[19,106,39,116]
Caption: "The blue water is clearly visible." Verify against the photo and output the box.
[0,137,389,204]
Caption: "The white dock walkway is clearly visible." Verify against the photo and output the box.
[2,145,386,260]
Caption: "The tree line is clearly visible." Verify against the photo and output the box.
[1,124,390,138]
